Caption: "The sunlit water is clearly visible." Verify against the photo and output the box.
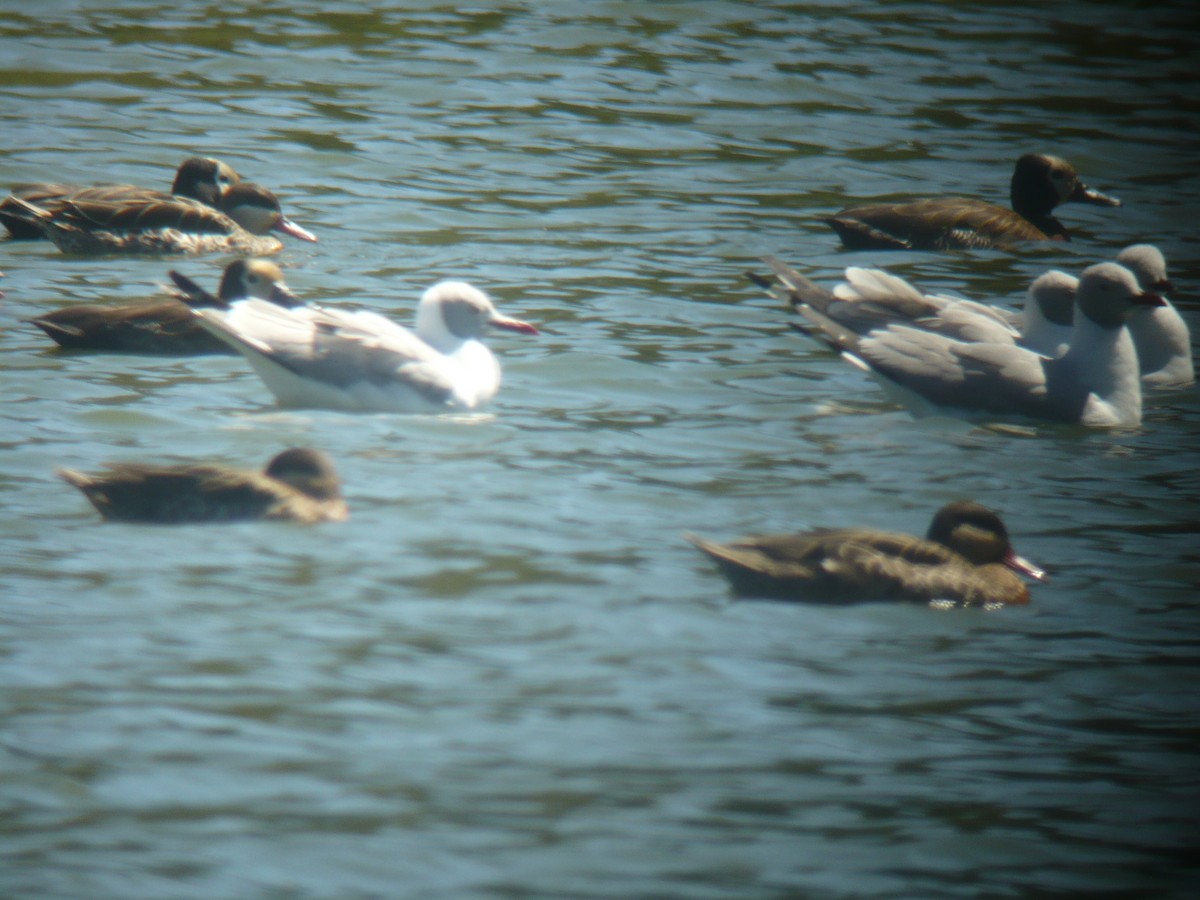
[2,2,1199,897]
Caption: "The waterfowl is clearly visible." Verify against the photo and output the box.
[761,253,1189,391]
[28,259,301,355]
[3,182,316,255]
[175,277,539,413]
[793,263,1163,427]
[825,154,1121,250]
[752,255,1077,351]
[1,156,241,239]
[1014,270,1079,357]
[945,246,1190,385]
[687,501,1045,607]
[59,447,347,524]
[1114,245,1193,387]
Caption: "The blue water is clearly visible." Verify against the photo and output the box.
[2,2,1198,897]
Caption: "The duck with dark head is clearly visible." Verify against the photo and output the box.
[688,501,1045,608]
[825,153,1120,250]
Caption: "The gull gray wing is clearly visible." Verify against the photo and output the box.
[912,303,1021,343]
[193,300,459,407]
[856,327,1086,421]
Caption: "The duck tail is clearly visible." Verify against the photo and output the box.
[28,315,85,344]
[168,270,224,309]
[57,467,96,489]
[1,196,54,234]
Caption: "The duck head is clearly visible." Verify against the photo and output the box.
[221,183,317,242]
[927,500,1046,581]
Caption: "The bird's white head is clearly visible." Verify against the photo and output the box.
[416,281,538,352]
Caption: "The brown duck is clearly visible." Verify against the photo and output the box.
[4,182,316,255]
[1,156,241,239]
[59,448,348,524]
[29,258,302,355]
[687,501,1045,607]
[825,154,1120,250]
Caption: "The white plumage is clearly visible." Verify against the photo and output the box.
[188,280,538,413]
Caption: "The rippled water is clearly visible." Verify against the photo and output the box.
[3,2,1199,897]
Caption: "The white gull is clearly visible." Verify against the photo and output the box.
[1115,244,1192,388]
[754,255,1078,351]
[792,262,1164,427]
[176,278,538,412]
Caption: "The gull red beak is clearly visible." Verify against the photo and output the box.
[490,315,539,336]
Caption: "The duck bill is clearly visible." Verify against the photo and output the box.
[1004,549,1047,582]
[1134,290,1166,308]
[1071,182,1121,207]
[490,315,539,336]
[274,216,319,243]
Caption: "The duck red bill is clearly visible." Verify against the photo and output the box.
[1005,549,1047,582]
[490,315,539,335]
[274,216,318,242]
[1075,183,1121,207]
[1134,291,1166,308]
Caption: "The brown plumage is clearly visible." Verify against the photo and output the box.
[3,182,316,255]
[825,154,1121,250]
[59,448,348,524]
[1,156,241,239]
[29,259,301,355]
[687,501,1045,607]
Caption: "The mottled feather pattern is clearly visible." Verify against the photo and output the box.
[61,196,238,236]
[687,502,1038,607]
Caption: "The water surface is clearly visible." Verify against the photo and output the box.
[2,2,1199,897]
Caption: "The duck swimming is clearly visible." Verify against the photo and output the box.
[3,182,316,255]
[688,501,1044,607]
[29,259,301,355]
[825,154,1121,250]
[59,447,347,524]
[1,156,241,239]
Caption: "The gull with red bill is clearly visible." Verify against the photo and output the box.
[791,263,1164,427]
[173,275,538,413]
